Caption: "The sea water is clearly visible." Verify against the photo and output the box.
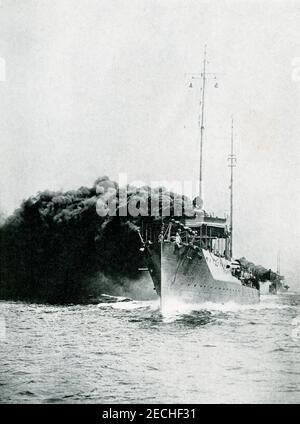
[0,293,300,403]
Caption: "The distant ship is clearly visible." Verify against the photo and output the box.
[138,48,260,306]
[269,251,289,294]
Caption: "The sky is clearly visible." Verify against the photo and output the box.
[0,0,299,288]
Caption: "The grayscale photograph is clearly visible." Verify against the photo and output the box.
[0,0,300,406]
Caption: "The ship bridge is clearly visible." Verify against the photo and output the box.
[184,210,229,257]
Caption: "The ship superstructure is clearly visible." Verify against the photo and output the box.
[138,48,260,306]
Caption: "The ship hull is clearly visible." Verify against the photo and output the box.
[146,241,259,305]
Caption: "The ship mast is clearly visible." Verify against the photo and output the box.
[228,117,236,258]
[198,45,207,208]
[277,250,281,275]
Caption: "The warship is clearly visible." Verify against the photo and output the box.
[138,48,260,306]
[269,251,289,294]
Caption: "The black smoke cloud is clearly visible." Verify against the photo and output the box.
[0,177,280,304]
[0,177,192,304]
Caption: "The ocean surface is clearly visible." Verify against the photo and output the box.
[1,292,300,404]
